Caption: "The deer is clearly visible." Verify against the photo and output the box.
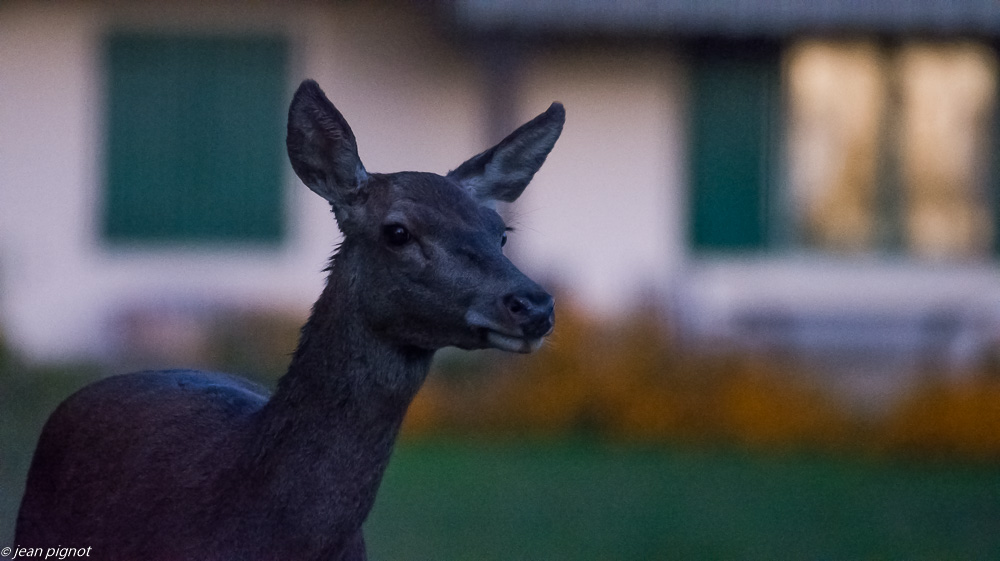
[14,79,564,561]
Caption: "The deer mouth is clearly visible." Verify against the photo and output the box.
[465,310,547,354]
[483,330,545,354]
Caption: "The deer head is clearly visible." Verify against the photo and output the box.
[286,80,563,354]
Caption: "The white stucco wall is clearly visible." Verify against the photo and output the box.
[515,45,686,315]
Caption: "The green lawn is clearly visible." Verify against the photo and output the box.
[366,439,1000,560]
[4,366,1000,559]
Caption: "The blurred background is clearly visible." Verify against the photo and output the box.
[3,0,1000,558]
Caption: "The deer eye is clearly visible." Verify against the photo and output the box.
[501,231,508,247]
[382,224,412,246]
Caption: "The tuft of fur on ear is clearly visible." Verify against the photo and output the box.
[448,102,565,205]
[287,80,368,214]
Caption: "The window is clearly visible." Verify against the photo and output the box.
[690,39,999,260]
[787,40,997,259]
[103,34,288,244]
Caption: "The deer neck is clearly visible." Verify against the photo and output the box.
[246,247,433,543]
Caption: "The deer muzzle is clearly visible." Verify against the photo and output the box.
[465,290,554,353]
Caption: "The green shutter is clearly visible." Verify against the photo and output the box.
[689,44,780,251]
[103,34,288,243]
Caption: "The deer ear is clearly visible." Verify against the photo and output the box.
[286,80,368,216]
[448,103,565,205]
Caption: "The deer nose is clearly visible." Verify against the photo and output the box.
[503,291,555,339]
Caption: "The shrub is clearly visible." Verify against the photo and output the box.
[403,298,1000,461]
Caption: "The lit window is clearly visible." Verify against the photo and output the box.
[786,40,997,259]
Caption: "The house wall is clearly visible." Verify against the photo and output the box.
[0,1,686,361]
[516,44,687,313]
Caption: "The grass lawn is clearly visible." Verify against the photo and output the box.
[366,439,1000,560]
[3,366,1000,559]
